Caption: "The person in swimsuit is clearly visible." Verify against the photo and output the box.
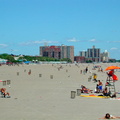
[99,113,120,119]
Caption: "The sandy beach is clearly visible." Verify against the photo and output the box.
[0,63,120,120]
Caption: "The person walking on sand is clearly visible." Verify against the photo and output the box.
[85,67,88,73]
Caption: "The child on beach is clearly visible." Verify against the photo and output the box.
[93,74,97,82]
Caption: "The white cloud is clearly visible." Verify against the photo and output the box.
[0,44,8,47]
[113,41,120,43]
[107,41,120,43]
[67,38,79,42]
[20,40,59,46]
[89,39,96,42]
[110,47,118,50]
[33,40,59,44]
[10,49,18,52]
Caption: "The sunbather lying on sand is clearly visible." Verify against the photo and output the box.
[99,113,120,119]
[0,88,10,98]
[81,85,92,94]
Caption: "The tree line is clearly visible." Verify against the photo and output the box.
[0,54,72,63]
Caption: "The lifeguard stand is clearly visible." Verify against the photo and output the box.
[105,77,116,96]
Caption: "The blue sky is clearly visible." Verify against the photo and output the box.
[0,0,120,59]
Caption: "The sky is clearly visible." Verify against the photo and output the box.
[0,0,120,59]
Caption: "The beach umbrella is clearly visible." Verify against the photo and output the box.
[105,66,120,71]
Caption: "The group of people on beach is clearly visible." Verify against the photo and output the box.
[80,79,103,94]
[81,67,120,119]
[81,67,118,98]
[95,79,117,98]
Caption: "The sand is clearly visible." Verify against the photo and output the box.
[0,63,120,120]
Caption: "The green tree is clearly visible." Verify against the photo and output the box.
[60,58,72,63]
[0,54,15,62]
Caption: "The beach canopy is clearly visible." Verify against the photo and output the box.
[0,80,6,82]
[24,61,30,64]
[0,58,7,64]
[105,66,120,71]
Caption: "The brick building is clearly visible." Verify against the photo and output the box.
[74,56,86,63]
[40,45,74,62]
